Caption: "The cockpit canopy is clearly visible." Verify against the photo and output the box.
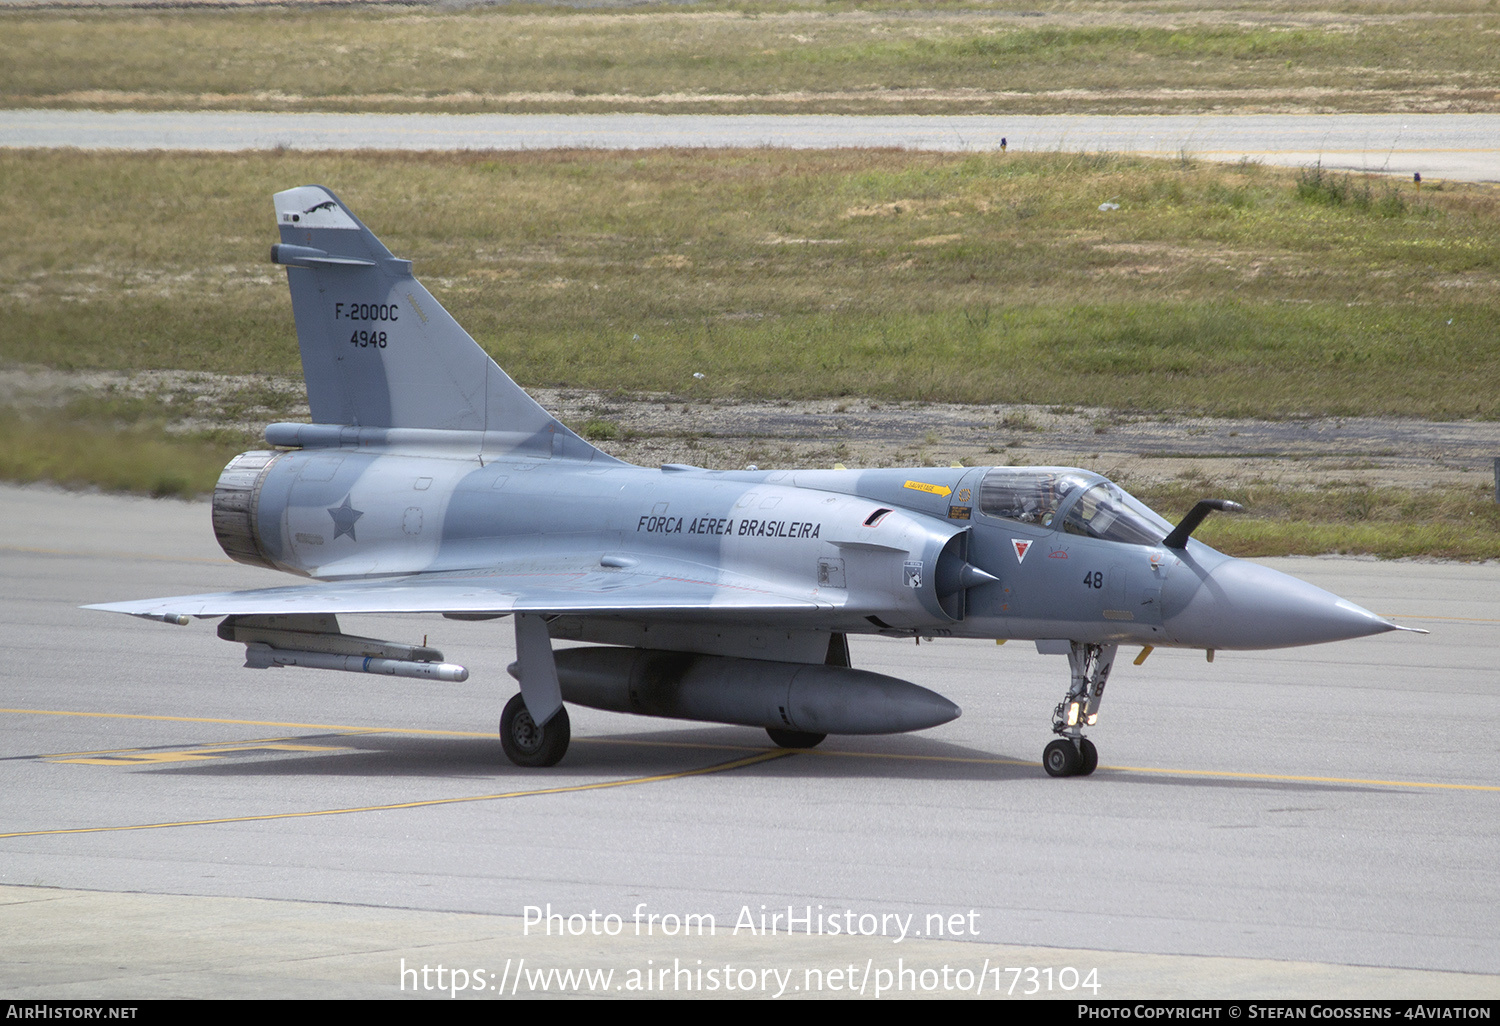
[978,467,1173,547]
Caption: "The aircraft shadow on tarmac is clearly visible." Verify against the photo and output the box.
[130,726,1394,794]
[126,727,1034,781]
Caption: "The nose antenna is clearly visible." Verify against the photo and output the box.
[1163,498,1243,549]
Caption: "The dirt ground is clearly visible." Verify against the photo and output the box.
[537,389,1500,495]
[5,366,1498,495]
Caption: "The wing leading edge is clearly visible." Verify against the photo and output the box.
[85,554,830,620]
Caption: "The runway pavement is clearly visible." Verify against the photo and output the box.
[1,482,1497,998]
[3,111,1498,182]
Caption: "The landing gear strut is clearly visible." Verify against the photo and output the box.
[1044,642,1115,777]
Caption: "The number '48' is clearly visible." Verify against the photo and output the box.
[1083,571,1103,589]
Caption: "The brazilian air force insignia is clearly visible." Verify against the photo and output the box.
[1012,539,1032,563]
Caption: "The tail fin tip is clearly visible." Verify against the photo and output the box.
[270,185,614,463]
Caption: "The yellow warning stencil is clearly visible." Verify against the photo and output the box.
[903,480,952,497]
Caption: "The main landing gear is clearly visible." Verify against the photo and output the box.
[500,692,571,768]
[1043,642,1116,778]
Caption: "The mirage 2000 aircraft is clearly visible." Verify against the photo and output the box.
[87,186,1424,777]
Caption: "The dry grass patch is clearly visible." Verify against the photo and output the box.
[3,2,1500,114]
[2,147,1498,420]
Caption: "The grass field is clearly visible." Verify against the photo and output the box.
[3,0,1499,114]
[2,147,1497,557]
[4,148,1497,417]
[1133,480,1500,561]
[0,410,245,499]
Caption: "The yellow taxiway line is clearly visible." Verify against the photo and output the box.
[0,749,792,839]
[5,707,1498,798]
[1,707,478,736]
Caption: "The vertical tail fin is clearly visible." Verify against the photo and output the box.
[271,186,613,460]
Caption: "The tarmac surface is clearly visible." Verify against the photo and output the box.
[1,482,1497,998]
[3,110,1499,182]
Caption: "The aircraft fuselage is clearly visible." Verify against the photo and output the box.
[215,441,1393,659]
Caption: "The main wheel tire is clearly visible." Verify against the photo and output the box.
[1043,738,1081,777]
[1077,737,1099,776]
[500,692,570,767]
[766,728,827,749]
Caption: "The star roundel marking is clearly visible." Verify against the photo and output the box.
[328,495,365,541]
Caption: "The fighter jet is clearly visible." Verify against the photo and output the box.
[87,186,1424,777]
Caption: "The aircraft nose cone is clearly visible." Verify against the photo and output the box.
[1163,558,1401,650]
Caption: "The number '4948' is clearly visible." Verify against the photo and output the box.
[350,330,388,348]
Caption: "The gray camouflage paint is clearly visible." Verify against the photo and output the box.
[91,186,1407,662]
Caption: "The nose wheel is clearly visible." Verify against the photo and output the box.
[1043,739,1078,776]
[1043,642,1114,777]
[1043,738,1098,777]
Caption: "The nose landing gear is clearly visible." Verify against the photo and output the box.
[1044,642,1115,777]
